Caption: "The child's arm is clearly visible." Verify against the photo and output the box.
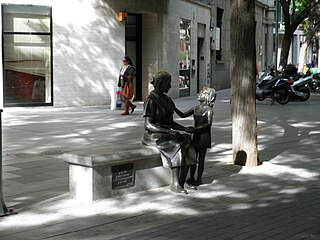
[174,107,194,118]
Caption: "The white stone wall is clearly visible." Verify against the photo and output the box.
[141,13,159,99]
[52,0,124,107]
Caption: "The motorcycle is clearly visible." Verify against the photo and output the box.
[259,64,311,102]
[258,66,280,82]
[308,72,320,94]
[256,74,293,105]
[290,73,312,101]
[280,64,311,102]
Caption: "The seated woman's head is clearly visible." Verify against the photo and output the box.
[151,71,172,93]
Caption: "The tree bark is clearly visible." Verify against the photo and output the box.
[298,21,320,72]
[279,30,295,68]
[230,0,259,167]
[298,41,308,73]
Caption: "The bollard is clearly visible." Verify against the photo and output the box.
[0,109,13,216]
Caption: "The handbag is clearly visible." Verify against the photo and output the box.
[122,81,134,99]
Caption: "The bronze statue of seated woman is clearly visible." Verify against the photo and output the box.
[142,71,196,194]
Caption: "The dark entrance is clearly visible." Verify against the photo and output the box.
[125,14,142,101]
[197,38,204,93]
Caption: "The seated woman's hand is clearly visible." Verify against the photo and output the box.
[185,126,195,133]
[169,130,181,137]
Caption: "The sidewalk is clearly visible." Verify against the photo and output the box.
[1,89,319,240]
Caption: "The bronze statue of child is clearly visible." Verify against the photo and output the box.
[176,87,216,187]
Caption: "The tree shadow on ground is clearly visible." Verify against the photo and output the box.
[1,93,319,239]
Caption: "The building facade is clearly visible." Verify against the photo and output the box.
[194,0,276,90]
[0,0,214,108]
[207,0,231,91]
[0,0,278,108]
[255,0,275,71]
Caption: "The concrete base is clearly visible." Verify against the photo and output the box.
[62,146,171,202]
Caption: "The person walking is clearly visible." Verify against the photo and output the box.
[118,56,136,115]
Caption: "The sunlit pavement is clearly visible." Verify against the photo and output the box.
[1,89,319,240]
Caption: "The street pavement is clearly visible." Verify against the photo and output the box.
[0,89,319,240]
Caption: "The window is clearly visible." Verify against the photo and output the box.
[2,4,52,106]
[216,7,223,61]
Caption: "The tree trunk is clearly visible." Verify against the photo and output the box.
[230,0,259,167]
[298,22,320,72]
[279,30,294,69]
[298,41,308,73]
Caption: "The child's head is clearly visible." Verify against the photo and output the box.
[197,87,216,106]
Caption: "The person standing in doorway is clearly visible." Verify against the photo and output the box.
[118,56,137,115]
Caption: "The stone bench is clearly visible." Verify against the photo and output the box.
[61,145,170,202]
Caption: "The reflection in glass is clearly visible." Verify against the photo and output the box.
[179,19,190,96]
[2,4,52,106]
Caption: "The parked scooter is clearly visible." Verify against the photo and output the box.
[258,66,278,81]
[256,74,293,105]
[257,64,311,103]
[309,74,320,93]
[290,73,312,101]
[280,64,311,102]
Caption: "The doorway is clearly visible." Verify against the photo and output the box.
[197,37,204,93]
[125,14,142,101]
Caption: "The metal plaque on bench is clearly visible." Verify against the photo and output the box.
[111,163,135,189]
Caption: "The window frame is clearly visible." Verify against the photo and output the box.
[1,4,53,107]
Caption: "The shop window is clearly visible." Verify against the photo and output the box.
[179,19,191,97]
[2,4,52,106]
